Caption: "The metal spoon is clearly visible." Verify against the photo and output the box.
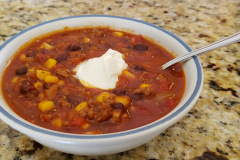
[162,31,240,70]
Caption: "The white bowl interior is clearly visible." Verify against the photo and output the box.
[0,15,203,155]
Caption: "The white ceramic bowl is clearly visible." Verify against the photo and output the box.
[0,15,203,155]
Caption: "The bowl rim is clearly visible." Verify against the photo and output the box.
[0,15,203,139]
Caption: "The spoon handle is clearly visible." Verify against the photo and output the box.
[162,31,240,70]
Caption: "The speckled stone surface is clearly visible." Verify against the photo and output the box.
[0,0,239,159]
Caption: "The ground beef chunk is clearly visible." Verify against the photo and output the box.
[56,68,71,78]
[68,51,87,59]
[67,94,83,106]
[40,113,53,122]
[84,100,113,122]
[66,111,78,121]
[91,28,105,37]
[25,57,36,66]
[20,80,38,98]
[66,77,80,85]
[45,84,59,100]
[133,85,156,97]
[16,66,28,76]
[59,100,72,108]
[104,42,115,48]
[37,93,45,101]
[79,43,93,51]
[139,71,158,83]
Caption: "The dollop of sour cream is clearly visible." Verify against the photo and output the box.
[75,49,128,90]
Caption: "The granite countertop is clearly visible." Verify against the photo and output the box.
[0,0,239,159]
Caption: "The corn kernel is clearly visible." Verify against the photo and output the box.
[44,58,57,69]
[57,80,64,86]
[115,96,131,108]
[113,32,123,37]
[44,75,59,83]
[122,113,129,119]
[96,92,110,103]
[75,102,88,111]
[38,100,54,112]
[40,42,53,50]
[34,82,42,89]
[113,110,122,119]
[20,54,26,60]
[131,37,135,44]
[139,83,151,88]
[28,68,35,73]
[83,37,91,42]
[82,122,90,129]
[52,118,62,128]
[11,77,19,83]
[36,70,51,80]
[123,70,136,78]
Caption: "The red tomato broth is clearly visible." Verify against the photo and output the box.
[2,27,185,134]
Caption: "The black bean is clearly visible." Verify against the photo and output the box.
[16,66,28,76]
[111,103,125,111]
[67,44,81,51]
[20,80,38,98]
[133,44,148,51]
[42,83,52,89]
[27,51,37,57]
[129,93,143,101]
[40,49,48,54]
[56,54,68,62]
[113,86,126,95]
[133,65,146,71]
[67,94,82,106]
[20,80,31,94]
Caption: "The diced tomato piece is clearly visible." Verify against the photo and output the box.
[31,74,38,82]
[70,117,86,127]
[68,58,84,65]
[37,54,48,64]
[158,79,172,91]
[133,35,143,44]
